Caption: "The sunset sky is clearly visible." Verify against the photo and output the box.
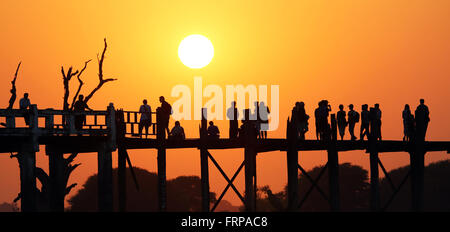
[1,0,449,207]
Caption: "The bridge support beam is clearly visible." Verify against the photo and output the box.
[48,151,65,212]
[19,151,37,212]
[286,118,299,211]
[156,108,167,211]
[98,143,113,212]
[410,140,425,212]
[243,109,257,212]
[118,147,127,212]
[327,114,340,211]
[200,108,210,212]
[369,146,380,211]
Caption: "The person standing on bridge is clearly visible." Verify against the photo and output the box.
[375,103,382,141]
[316,100,331,141]
[252,101,261,139]
[227,101,239,139]
[259,101,270,139]
[415,99,430,141]
[360,104,370,141]
[337,104,347,140]
[314,101,321,140]
[402,104,415,142]
[139,99,152,138]
[347,104,359,141]
[294,101,308,140]
[159,96,172,136]
[19,93,31,126]
[73,95,93,131]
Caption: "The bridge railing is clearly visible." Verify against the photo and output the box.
[121,111,157,137]
[0,104,116,137]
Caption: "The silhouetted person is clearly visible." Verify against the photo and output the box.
[259,101,270,139]
[19,93,31,126]
[227,101,239,139]
[294,102,309,140]
[207,121,220,139]
[238,109,257,140]
[360,104,370,141]
[337,104,347,140]
[291,103,299,137]
[374,103,382,141]
[369,104,382,141]
[402,104,414,142]
[138,99,152,138]
[314,100,331,140]
[347,104,359,141]
[159,96,172,136]
[252,101,261,139]
[415,99,430,141]
[73,95,92,131]
[314,102,321,140]
[169,121,185,140]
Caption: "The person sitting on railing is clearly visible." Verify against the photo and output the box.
[207,121,220,139]
[19,93,31,126]
[73,95,93,131]
[169,121,185,140]
[139,99,152,138]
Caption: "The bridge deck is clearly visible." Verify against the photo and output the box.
[2,136,448,154]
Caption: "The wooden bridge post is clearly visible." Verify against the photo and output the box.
[368,122,380,211]
[97,142,113,212]
[156,107,167,211]
[410,139,425,211]
[116,109,127,212]
[48,150,65,212]
[19,104,39,212]
[18,151,37,212]
[200,108,210,212]
[244,109,257,212]
[286,118,299,211]
[327,114,340,211]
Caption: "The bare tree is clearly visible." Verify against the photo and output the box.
[7,62,21,109]
[61,66,79,112]
[83,38,117,104]
[70,60,91,110]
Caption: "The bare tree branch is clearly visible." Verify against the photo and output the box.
[84,38,117,104]
[7,62,21,109]
[70,60,91,110]
[61,66,79,111]
[64,152,79,165]
[65,183,77,196]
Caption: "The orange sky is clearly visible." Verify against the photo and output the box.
[1,0,449,208]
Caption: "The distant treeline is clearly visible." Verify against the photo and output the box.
[15,159,443,212]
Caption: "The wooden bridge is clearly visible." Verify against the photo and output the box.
[0,104,449,212]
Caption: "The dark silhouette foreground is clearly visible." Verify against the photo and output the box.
[68,167,216,211]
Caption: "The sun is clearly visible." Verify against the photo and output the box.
[178,34,214,69]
